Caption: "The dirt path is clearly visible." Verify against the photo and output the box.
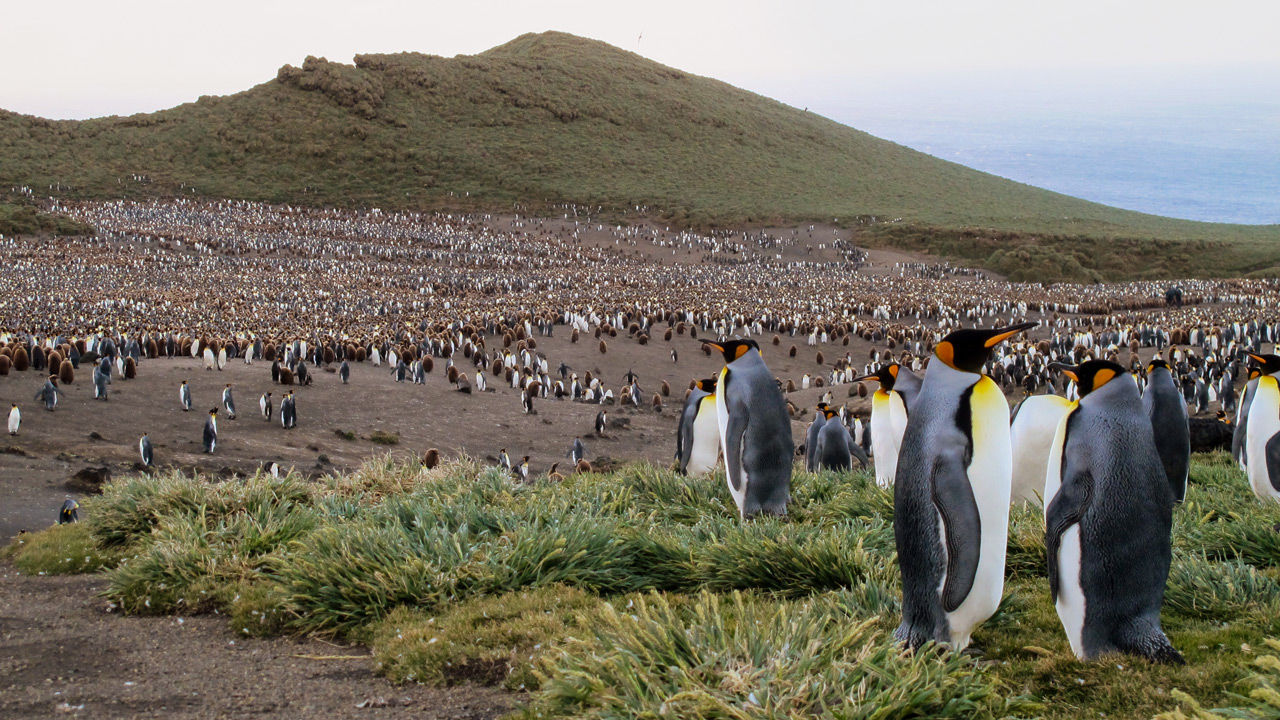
[0,564,514,719]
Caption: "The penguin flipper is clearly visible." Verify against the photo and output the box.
[1045,465,1094,600]
[931,453,982,613]
[1264,431,1280,493]
[847,432,869,469]
[724,411,748,493]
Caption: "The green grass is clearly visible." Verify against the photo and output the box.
[1,31,1275,280]
[1,522,123,573]
[0,200,93,236]
[5,452,1278,719]
[368,430,400,445]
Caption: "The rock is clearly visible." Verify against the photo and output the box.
[66,466,111,494]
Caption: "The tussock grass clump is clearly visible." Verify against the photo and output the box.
[371,585,599,690]
[695,517,896,596]
[1164,555,1280,622]
[369,429,400,445]
[3,523,124,574]
[530,591,1014,719]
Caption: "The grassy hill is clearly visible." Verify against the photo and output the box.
[1,31,1277,279]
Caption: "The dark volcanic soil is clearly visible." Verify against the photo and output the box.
[0,567,514,719]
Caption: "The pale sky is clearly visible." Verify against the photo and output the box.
[4,0,1279,120]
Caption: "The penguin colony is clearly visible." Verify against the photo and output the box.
[3,198,1278,668]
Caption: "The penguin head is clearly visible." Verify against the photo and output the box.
[934,323,1037,373]
[210,408,218,415]
[815,402,830,413]
[702,339,759,363]
[1247,353,1280,376]
[1147,358,1170,373]
[694,377,717,392]
[822,408,840,420]
[856,364,899,389]
[1051,360,1125,397]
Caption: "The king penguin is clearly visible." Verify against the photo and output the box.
[893,322,1035,650]
[1233,366,1263,471]
[1143,359,1190,503]
[705,339,794,519]
[1044,360,1183,662]
[1009,393,1075,505]
[58,498,79,524]
[281,392,297,429]
[139,433,154,467]
[260,392,273,421]
[677,378,720,476]
[804,403,830,472]
[203,408,218,453]
[1243,353,1280,501]
[7,403,19,436]
[222,384,237,420]
[813,407,864,472]
[180,380,192,412]
[339,359,350,384]
[857,363,920,488]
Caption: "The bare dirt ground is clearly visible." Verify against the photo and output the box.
[0,567,514,719]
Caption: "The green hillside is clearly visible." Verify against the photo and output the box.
[1,31,1276,278]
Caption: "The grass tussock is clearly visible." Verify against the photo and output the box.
[529,591,1016,719]
[18,452,1280,719]
[368,430,400,445]
[2,522,123,574]
[371,585,599,690]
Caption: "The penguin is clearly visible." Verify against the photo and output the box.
[515,455,530,482]
[139,433,154,467]
[499,448,511,471]
[813,407,862,472]
[569,437,586,465]
[58,498,79,524]
[180,380,192,411]
[203,347,216,371]
[93,363,111,400]
[222,384,237,419]
[1044,360,1183,663]
[704,339,794,519]
[804,403,830,472]
[34,376,61,411]
[521,390,534,414]
[7,403,19,435]
[267,461,281,479]
[893,322,1036,650]
[260,392,273,421]
[547,462,565,482]
[595,409,607,436]
[677,378,721,476]
[1009,394,1075,505]
[1243,353,1280,501]
[203,408,218,453]
[339,360,350,384]
[1143,359,1190,503]
[271,360,281,384]
[1233,367,1262,470]
[281,392,297,429]
[857,364,917,488]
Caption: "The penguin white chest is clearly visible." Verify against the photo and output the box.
[1043,405,1087,657]
[869,390,903,487]
[943,376,1013,647]
[1245,377,1280,501]
[688,396,721,476]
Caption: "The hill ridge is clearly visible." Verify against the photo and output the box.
[1,31,1276,280]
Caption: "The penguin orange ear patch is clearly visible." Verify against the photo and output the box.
[935,341,954,368]
[734,345,749,360]
[1093,368,1117,389]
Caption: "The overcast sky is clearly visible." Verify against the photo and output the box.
[5,0,1278,120]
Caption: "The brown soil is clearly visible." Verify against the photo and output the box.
[0,566,513,719]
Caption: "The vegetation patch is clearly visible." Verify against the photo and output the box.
[9,453,1276,719]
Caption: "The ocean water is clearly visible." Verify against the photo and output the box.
[836,104,1280,226]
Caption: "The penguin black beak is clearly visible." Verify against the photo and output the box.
[983,322,1038,348]
[1048,361,1078,382]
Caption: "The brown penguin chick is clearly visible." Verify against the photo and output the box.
[575,459,592,474]
[547,462,564,483]
[422,448,440,469]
